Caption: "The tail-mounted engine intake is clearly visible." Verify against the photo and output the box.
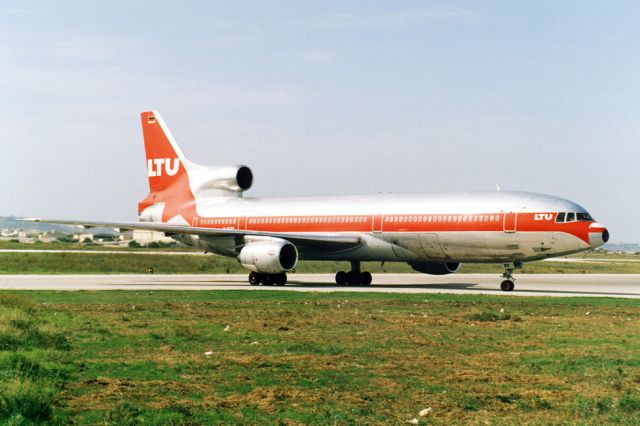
[408,261,461,275]
[239,240,298,274]
[189,164,253,197]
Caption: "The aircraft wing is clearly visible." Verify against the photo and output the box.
[20,218,362,248]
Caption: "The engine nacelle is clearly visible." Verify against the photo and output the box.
[408,261,461,275]
[239,240,298,274]
[189,164,253,197]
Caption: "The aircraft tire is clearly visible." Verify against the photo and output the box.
[249,272,262,286]
[360,272,372,285]
[275,273,287,286]
[263,275,275,286]
[335,271,347,285]
[500,280,514,292]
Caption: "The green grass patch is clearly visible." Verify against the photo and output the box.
[0,293,73,424]
[0,290,638,424]
[3,250,640,274]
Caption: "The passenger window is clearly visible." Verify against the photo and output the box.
[556,212,565,223]
[566,212,575,222]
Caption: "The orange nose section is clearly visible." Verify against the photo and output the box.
[589,224,609,247]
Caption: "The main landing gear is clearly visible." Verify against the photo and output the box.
[248,272,287,286]
[500,262,522,292]
[335,262,372,286]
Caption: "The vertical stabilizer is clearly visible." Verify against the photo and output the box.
[138,111,196,222]
[141,111,189,194]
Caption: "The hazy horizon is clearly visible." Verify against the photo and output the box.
[1,2,638,242]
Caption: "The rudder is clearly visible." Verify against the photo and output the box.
[138,111,195,219]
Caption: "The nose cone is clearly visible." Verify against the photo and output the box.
[589,223,609,248]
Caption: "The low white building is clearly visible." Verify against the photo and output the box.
[1,229,17,237]
[73,233,94,242]
[132,230,174,245]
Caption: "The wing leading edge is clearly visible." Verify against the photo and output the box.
[20,218,362,248]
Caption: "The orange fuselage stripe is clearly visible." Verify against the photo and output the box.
[192,212,600,244]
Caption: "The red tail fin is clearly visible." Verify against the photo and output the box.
[138,111,196,221]
[141,111,188,194]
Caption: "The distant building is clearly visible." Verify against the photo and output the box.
[132,230,174,245]
[37,233,57,243]
[73,233,94,242]
[1,229,17,237]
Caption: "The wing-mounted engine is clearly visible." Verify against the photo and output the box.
[188,163,253,198]
[408,261,461,275]
[239,239,298,274]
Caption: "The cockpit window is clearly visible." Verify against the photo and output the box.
[556,212,593,223]
[576,212,593,222]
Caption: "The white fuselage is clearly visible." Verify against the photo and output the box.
[143,190,604,263]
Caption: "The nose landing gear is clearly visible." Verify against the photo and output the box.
[335,262,372,286]
[500,278,515,292]
[500,262,522,291]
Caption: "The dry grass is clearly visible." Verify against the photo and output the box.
[2,291,639,424]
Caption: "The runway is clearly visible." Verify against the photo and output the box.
[1,273,639,298]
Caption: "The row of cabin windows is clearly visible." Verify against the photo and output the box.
[248,216,369,225]
[556,212,593,223]
[202,218,235,225]
[385,214,501,223]
[205,215,504,226]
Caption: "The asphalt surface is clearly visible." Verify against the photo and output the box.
[1,274,639,298]
[3,249,639,263]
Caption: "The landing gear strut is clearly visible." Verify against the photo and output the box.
[500,262,522,291]
[248,272,287,286]
[335,262,372,286]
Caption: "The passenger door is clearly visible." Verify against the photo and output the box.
[372,215,383,233]
[503,212,517,233]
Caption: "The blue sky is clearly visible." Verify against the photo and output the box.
[1,1,638,242]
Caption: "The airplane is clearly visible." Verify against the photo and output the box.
[26,111,609,291]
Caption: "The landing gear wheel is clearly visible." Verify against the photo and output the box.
[346,271,358,285]
[274,273,287,286]
[360,272,372,286]
[335,271,347,285]
[262,275,275,286]
[500,280,515,292]
[248,272,262,286]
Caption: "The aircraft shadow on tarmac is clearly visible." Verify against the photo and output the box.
[286,281,640,297]
[144,279,640,297]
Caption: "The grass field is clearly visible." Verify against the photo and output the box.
[2,249,640,275]
[1,290,639,424]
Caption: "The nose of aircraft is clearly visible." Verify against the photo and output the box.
[589,223,609,247]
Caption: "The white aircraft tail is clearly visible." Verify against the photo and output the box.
[138,111,253,219]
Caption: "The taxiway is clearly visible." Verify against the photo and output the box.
[1,274,639,298]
